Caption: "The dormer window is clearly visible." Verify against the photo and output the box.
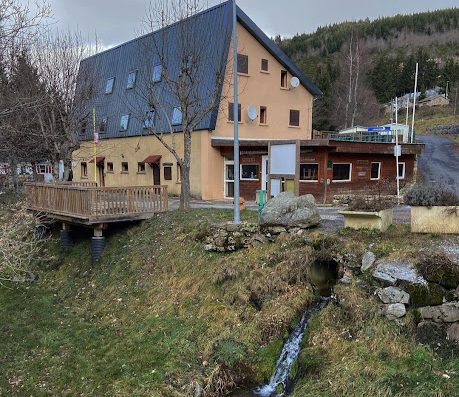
[105,77,115,94]
[99,117,107,132]
[144,109,156,129]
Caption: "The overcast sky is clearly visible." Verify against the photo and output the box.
[30,0,459,48]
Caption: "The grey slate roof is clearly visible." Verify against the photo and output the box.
[77,1,321,141]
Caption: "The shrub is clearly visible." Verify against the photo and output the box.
[404,183,459,207]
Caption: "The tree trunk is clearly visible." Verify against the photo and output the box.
[179,130,192,211]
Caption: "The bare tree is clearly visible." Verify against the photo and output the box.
[126,0,230,211]
[32,30,98,179]
[331,30,379,129]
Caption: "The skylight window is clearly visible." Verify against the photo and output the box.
[105,77,115,94]
[144,109,156,129]
[126,71,137,89]
[152,64,162,82]
[172,107,182,126]
[120,114,130,131]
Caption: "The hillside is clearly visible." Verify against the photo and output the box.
[1,202,459,396]
[277,8,459,130]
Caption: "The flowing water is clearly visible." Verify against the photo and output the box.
[253,296,331,397]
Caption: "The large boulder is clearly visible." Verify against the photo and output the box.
[382,303,406,320]
[373,261,426,286]
[361,251,376,272]
[261,192,320,228]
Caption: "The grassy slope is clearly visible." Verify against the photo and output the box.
[1,209,459,396]
[0,209,315,396]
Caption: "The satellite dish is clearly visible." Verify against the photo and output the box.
[247,105,258,121]
[290,76,300,89]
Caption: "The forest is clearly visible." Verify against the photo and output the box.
[277,8,459,130]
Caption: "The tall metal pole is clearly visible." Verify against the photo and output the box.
[410,62,419,143]
[395,97,400,205]
[232,0,240,224]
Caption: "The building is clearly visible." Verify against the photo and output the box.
[72,1,422,202]
[72,1,320,200]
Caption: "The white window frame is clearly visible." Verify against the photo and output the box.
[105,77,115,94]
[240,164,259,181]
[332,163,352,182]
[397,162,406,180]
[370,162,381,180]
[224,158,234,199]
[299,163,319,183]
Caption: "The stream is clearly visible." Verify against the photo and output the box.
[253,296,330,396]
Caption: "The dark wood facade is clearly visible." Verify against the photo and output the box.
[216,139,423,202]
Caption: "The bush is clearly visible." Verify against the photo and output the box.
[404,184,459,207]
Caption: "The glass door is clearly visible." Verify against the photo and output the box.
[224,159,234,198]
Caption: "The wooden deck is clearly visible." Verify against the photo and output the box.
[25,183,169,225]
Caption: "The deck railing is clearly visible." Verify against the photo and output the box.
[24,183,168,222]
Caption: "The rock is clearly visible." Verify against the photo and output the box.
[418,302,459,323]
[447,323,459,343]
[373,261,426,286]
[204,244,214,251]
[260,192,320,228]
[382,303,406,320]
[339,274,352,284]
[377,286,410,304]
[267,226,287,235]
[361,251,376,272]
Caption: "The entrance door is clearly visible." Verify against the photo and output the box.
[224,159,234,198]
[97,164,105,187]
[261,155,268,191]
[152,163,161,186]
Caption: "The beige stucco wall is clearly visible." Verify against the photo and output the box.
[73,132,203,197]
[214,23,314,141]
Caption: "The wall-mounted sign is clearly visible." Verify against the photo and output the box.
[327,160,333,170]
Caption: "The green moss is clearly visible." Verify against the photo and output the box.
[405,282,454,308]
[417,252,459,289]
[253,339,283,382]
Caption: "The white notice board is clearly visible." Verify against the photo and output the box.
[270,144,296,175]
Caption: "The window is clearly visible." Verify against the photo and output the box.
[107,162,114,173]
[164,165,172,180]
[172,107,182,126]
[241,164,259,180]
[81,162,88,177]
[237,53,248,74]
[371,162,381,180]
[260,106,267,124]
[176,163,182,182]
[332,163,352,182]
[120,114,130,131]
[99,117,107,132]
[289,110,300,127]
[137,162,146,173]
[261,58,269,72]
[281,70,288,88]
[228,103,242,122]
[121,162,129,173]
[127,70,137,89]
[398,162,405,180]
[105,77,115,94]
[152,64,162,82]
[80,121,87,134]
[300,163,319,181]
[144,109,155,129]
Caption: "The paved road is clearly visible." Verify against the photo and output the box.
[418,136,459,190]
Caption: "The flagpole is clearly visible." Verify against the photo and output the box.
[93,107,97,183]
[395,97,400,205]
[410,62,419,143]
[232,0,240,224]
